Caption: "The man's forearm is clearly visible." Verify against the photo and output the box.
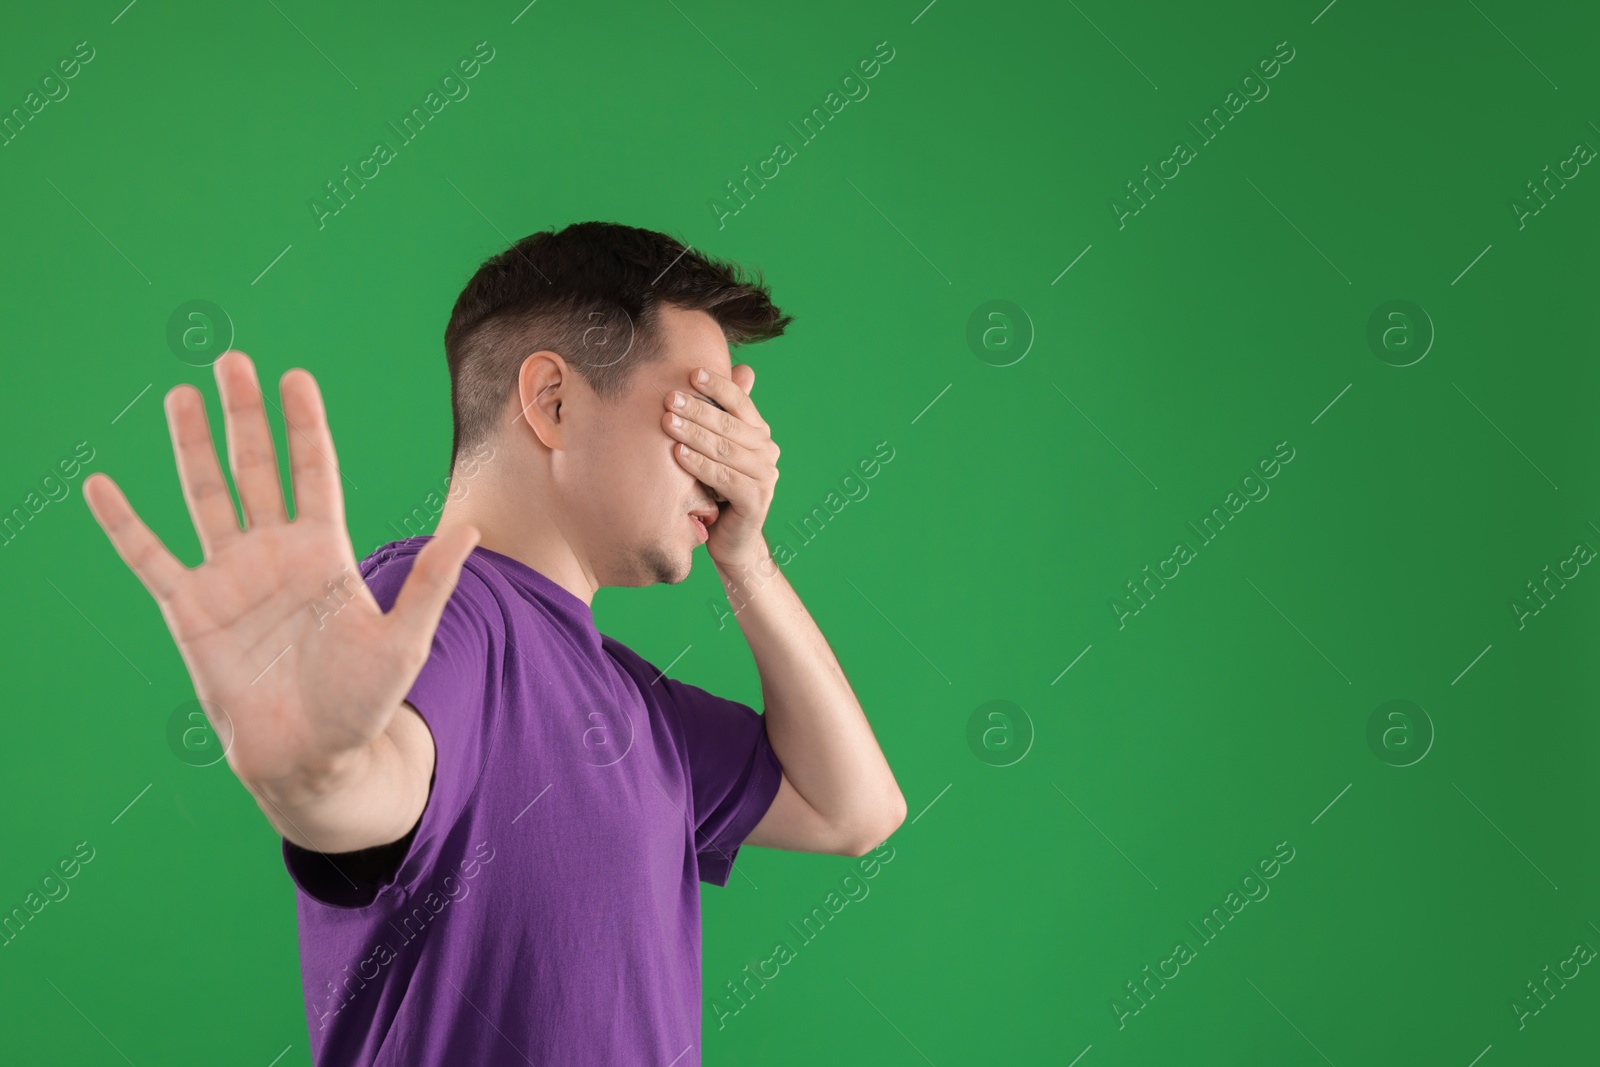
[246,706,429,855]
[715,542,905,844]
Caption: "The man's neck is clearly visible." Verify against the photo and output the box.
[435,497,599,609]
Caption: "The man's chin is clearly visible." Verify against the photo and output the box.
[671,551,695,584]
[633,546,693,587]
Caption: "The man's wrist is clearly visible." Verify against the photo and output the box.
[248,736,376,812]
[711,531,772,577]
[713,544,783,610]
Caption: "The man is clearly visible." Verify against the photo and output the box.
[81,221,906,1065]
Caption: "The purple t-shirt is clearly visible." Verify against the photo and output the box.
[281,536,784,1066]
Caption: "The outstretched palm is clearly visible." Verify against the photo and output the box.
[83,351,477,797]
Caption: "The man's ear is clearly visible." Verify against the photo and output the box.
[515,351,568,449]
[732,363,755,395]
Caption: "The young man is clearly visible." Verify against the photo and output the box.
[82,222,905,1065]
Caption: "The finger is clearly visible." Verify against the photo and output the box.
[687,366,764,429]
[82,472,188,604]
[664,410,763,480]
[281,368,345,527]
[385,525,482,665]
[665,394,762,454]
[674,441,756,502]
[214,351,289,530]
[165,383,242,559]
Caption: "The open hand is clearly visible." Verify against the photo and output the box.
[82,351,479,795]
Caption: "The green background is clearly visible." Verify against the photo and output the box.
[3,0,1597,1063]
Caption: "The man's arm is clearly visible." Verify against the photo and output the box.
[716,547,906,857]
[81,351,479,869]
[662,361,905,856]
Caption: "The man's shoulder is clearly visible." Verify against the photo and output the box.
[597,636,726,719]
[597,632,649,672]
[360,535,436,574]
[358,537,503,613]
[359,535,422,582]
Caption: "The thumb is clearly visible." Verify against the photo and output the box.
[386,525,481,659]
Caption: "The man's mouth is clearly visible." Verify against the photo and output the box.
[688,505,717,544]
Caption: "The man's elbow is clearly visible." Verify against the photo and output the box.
[842,792,907,857]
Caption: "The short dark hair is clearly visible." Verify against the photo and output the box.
[443,221,792,470]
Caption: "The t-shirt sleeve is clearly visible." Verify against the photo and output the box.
[643,663,784,887]
[281,551,498,909]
